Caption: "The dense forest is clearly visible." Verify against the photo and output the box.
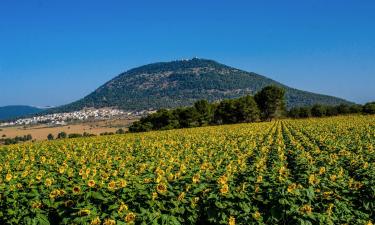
[129,86,374,133]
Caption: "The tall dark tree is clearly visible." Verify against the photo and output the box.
[213,100,238,124]
[311,104,326,117]
[255,86,286,121]
[235,95,260,122]
[194,100,214,126]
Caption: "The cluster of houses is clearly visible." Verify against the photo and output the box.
[0,108,153,127]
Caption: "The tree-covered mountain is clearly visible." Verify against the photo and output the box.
[49,58,352,112]
[0,105,44,121]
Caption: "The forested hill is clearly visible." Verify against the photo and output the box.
[49,58,352,112]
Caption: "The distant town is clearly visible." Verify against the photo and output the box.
[0,108,154,127]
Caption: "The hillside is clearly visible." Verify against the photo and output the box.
[50,58,352,112]
[0,105,44,121]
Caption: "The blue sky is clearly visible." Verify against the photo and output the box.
[0,0,374,107]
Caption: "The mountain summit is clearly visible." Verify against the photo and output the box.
[53,58,351,112]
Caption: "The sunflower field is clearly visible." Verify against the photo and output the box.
[0,115,374,225]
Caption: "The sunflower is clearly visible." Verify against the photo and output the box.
[103,218,116,225]
[156,183,167,194]
[78,209,91,216]
[125,212,136,223]
[220,184,229,195]
[72,186,81,194]
[88,180,96,188]
[31,201,42,209]
[152,192,158,200]
[319,167,326,175]
[192,174,200,184]
[118,202,128,213]
[5,173,12,182]
[90,217,101,225]
[108,180,116,190]
[252,211,261,220]
[36,173,43,181]
[287,183,297,193]
[178,192,185,201]
[45,178,53,187]
[118,179,127,188]
[228,216,235,225]
[300,204,313,214]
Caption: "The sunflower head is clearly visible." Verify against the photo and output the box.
[125,212,136,223]
[88,180,96,188]
[156,183,167,194]
[72,186,81,194]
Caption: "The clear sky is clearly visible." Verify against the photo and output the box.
[0,0,374,107]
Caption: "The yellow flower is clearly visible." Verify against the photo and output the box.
[103,218,116,225]
[73,186,81,194]
[308,174,319,185]
[88,180,96,188]
[118,202,128,213]
[108,180,116,190]
[119,179,127,188]
[228,216,235,225]
[192,174,200,184]
[252,211,261,220]
[36,173,43,181]
[256,175,263,183]
[59,166,66,174]
[326,203,334,215]
[90,217,101,225]
[319,167,326,175]
[300,204,312,214]
[152,192,158,200]
[330,174,337,181]
[220,184,229,195]
[45,178,53,187]
[49,189,61,199]
[178,192,185,201]
[156,183,167,194]
[31,201,42,209]
[217,175,228,185]
[78,209,91,216]
[125,212,136,223]
[5,173,12,182]
[287,183,297,193]
[366,221,373,225]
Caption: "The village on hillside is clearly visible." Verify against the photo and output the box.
[0,108,154,127]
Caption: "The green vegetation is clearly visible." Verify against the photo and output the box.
[129,86,284,132]
[0,134,32,145]
[288,103,374,118]
[46,58,351,114]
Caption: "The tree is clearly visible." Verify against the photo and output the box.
[255,86,286,121]
[235,95,260,122]
[57,132,67,139]
[47,134,54,140]
[363,102,375,114]
[299,107,312,118]
[336,104,351,115]
[176,107,200,128]
[213,99,238,124]
[194,100,214,125]
[116,128,125,134]
[311,105,326,117]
